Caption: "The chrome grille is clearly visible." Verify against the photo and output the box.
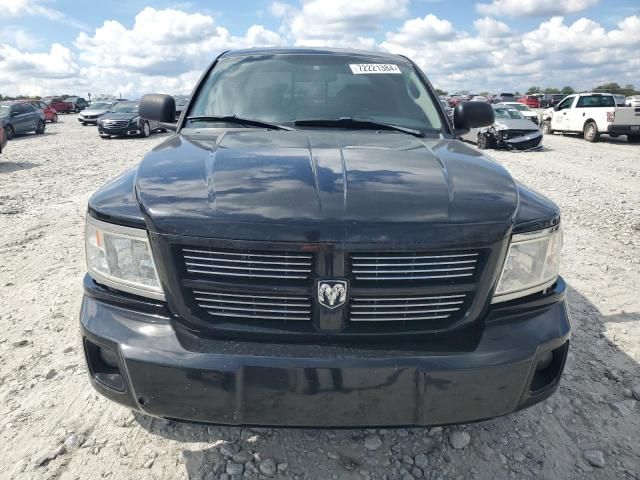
[193,290,311,321]
[350,294,467,322]
[182,247,313,280]
[350,251,480,281]
[101,120,129,128]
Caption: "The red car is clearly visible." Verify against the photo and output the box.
[0,124,6,154]
[46,98,74,114]
[20,100,58,123]
[518,95,541,108]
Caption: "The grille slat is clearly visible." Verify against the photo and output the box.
[351,251,480,281]
[182,247,312,280]
[193,289,312,322]
[349,294,467,323]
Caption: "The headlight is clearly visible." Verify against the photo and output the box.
[492,225,562,303]
[130,116,140,125]
[85,216,164,300]
[494,122,508,130]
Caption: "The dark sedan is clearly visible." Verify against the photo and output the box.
[0,125,6,154]
[0,102,46,139]
[97,101,162,138]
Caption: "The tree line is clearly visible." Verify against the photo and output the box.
[526,83,637,96]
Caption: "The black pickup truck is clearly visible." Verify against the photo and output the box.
[81,48,570,427]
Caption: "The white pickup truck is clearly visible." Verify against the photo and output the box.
[541,93,640,143]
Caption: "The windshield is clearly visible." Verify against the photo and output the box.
[111,102,138,113]
[494,108,524,120]
[509,104,530,112]
[89,102,112,110]
[189,54,443,133]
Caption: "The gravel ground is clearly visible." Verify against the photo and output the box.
[1,118,639,480]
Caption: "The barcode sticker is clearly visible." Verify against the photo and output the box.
[349,64,402,75]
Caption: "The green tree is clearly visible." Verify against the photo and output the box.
[526,86,541,94]
[543,87,561,94]
[434,88,448,96]
[561,86,575,95]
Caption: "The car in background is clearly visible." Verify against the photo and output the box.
[470,95,489,102]
[625,95,640,107]
[539,94,565,108]
[47,98,74,114]
[21,100,58,123]
[518,95,541,108]
[541,92,640,143]
[499,102,540,125]
[78,101,114,125]
[439,99,454,123]
[66,97,89,112]
[0,102,46,139]
[0,125,6,154]
[492,93,517,104]
[613,94,626,107]
[174,96,189,120]
[460,105,542,150]
[97,101,162,138]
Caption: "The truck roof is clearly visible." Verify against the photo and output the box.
[220,47,407,62]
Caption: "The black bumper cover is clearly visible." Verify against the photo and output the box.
[80,276,571,427]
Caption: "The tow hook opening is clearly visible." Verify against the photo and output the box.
[84,339,126,392]
[530,341,569,393]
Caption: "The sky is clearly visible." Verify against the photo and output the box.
[1,0,639,98]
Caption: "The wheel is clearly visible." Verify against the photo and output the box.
[36,119,46,134]
[628,135,640,143]
[477,132,495,149]
[140,121,150,138]
[5,124,15,140]
[583,121,599,142]
[541,121,554,135]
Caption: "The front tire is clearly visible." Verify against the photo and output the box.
[584,121,599,142]
[5,124,15,140]
[140,121,150,138]
[541,121,554,135]
[477,132,495,149]
[36,119,46,134]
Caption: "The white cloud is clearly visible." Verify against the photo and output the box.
[476,0,599,17]
[0,0,88,30]
[386,14,456,44]
[381,14,640,93]
[277,0,408,47]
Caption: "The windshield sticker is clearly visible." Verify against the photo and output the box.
[349,64,401,75]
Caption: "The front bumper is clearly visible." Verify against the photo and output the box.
[79,116,100,125]
[498,131,543,150]
[98,124,140,136]
[81,276,571,427]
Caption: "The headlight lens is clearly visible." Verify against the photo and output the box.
[492,225,562,303]
[130,116,140,125]
[85,216,164,300]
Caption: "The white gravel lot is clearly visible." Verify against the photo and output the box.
[0,117,639,480]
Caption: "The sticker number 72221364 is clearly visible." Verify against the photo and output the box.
[349,64,402,75]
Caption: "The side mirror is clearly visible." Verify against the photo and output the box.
[139,94,176,123]
[452,101,494,135]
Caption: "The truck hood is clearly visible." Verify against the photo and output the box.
[135,130,519,243]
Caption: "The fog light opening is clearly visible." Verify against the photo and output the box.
[84,339,126,392]
[530,342,569,393]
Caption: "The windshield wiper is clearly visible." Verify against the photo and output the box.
[294,117,425,138]
[186,115,293,131]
